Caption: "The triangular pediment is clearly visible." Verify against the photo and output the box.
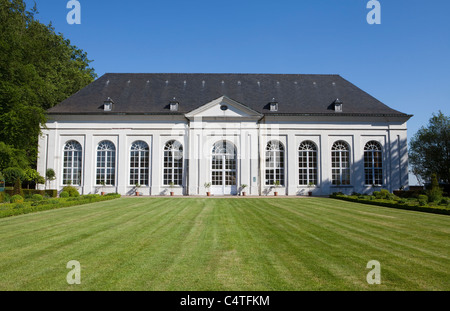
[185,96,263,120]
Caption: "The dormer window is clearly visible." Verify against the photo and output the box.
[334,98,343,112]
[269,99,278,112]
[104,97,114,111]
[170,100,179,112]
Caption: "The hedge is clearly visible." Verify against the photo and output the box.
[330,194,450,216]
[4,189,57,198]
[0,193,121,219]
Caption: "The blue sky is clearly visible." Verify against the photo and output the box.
[25,0,450,184]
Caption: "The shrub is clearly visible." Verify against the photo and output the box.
[60,191,69,198]
[32,194,43,201]
[62,186,80,197]
[380,189,390,197]
[2,193,10,203]
[2,167,25,185]
[13,178,23,197]
[439,197,449,205]
[427,174,443,202]
[11,194,24,204]
[373,191,381,199]
[45,190,58,198]
[13,203,25,209]
[418,195,428,206]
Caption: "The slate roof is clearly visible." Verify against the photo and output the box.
[47,73,411,117]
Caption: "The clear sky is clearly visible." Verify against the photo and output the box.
[25,0,450,185]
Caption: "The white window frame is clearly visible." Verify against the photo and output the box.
[96,140,116,186]
[163,140,183,186]
[364,141,383,186]
[130,140,150,186]
[265,140,285,186]
[63,140,83,186]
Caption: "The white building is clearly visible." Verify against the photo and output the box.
[37,73,412,196]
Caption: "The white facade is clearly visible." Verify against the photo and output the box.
[38,96,410,196]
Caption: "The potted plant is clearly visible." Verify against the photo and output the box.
[204,182,211,196]
[169,182,175,196]
[100,181,106,195]
[273,180,280,196]
[135,183,141,196]
[307,181,315,196]
[241,184,247,196]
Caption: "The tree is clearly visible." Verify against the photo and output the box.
[0,0,96,167]
[0,142,29,172]
[12,177,24,197]
[24,168,44,189]
[2,167,25,186]
[45,168,56,189]
[409,111,450,184]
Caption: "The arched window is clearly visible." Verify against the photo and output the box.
[211,141,237,187]
[96,140,116,186]
[364,141,383,185]
[331,140,350,185]
[163,140,183,186]
[63,140,82,185]
[265,140,285,186]
[130,141,149,186]
[298,141,318,186]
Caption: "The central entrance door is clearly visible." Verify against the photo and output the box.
[211,140,237,195]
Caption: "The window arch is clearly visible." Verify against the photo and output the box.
[163,140,183,186]
[298,140,318,186]
[130,141,149,186]
[265,140,285,186]
[211,140,237,187]
[96,140,116,186]
[63,140,82,185]
[331,140,350,185]
[364,141,383,185]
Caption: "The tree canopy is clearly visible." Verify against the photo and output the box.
[0,0,96,170]
[409,111,450,184]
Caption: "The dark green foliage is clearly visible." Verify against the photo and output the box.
[45,189,57,198]
[0,142,29,171]
[0,0,96,167]
[2,167,25,185]
[59,191,69,198]
[12,178,23,197]
[62,186,80,197]
[418,195,428,206]
[409,111,449,184]
[330,193,450,215]
[439,197,449,205]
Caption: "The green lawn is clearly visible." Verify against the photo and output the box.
[0,197,448,291]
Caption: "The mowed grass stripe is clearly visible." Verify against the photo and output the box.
[0,197,448,291]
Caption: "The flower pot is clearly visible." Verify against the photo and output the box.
[207,192,211,196]
[170,192,174,196]
[308,191,312,196]
[242,192,246,196]
[136,192,140,196]
[274,192,278,196]
[101,192,106,196]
